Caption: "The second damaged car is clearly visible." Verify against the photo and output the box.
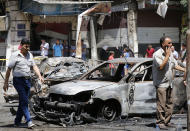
[29,57,186,125]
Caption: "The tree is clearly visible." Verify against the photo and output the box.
[181,0,188,8]
[181,0,188,35]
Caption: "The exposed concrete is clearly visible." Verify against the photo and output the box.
[90,17,98,64]
[127,8,138,57]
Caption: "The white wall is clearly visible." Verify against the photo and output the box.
[97,28,128,48]
[96,27,179,48]
[137,27,179,44]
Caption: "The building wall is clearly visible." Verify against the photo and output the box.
[137,10,182,27]
[5,2,182,59]
[95,10,182,56]
[97,27,179,46]
[5,0,30,62]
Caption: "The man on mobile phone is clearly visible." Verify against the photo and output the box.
[152,36,186,129]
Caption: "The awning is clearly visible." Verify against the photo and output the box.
[33,0,112,4]
[19,0,112,16]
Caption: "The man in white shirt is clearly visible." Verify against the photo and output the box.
[153,36,185,129]
[40,39,49,56]
[3,38,44,128]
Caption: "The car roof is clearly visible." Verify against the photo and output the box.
[106,57,153,64]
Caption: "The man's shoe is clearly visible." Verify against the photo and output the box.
[13,123,20,127]
[14,123,27,128]
[158,124,168,130]
[27,121,35,129]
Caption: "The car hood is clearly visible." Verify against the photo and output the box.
[49,80,115,95]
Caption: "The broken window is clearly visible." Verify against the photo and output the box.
[86,63,124,82]
[128,64,152,83]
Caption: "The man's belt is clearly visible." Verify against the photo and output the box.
[15,76,31,79]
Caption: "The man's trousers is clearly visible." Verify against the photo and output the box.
[156,86,173,125]
[13,77,31,125]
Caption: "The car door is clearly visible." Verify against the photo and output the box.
[126,61,156,114]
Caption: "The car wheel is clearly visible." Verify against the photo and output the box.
[101,101,117,121]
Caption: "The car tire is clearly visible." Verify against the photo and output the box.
[101,101,117,121]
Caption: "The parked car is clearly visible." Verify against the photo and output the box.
[29,57,186,125]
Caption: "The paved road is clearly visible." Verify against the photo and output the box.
[0,102,187,131]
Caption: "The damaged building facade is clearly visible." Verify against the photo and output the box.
[97,0,183,57]
[0,0,184,67]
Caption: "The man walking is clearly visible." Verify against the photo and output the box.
[152,36,185,129]
[3,38,44,128]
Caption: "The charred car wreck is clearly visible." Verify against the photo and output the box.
[30,57,187,126]
[29,57,186,126]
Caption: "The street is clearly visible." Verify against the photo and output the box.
[0,102,187,131]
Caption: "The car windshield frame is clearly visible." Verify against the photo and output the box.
[79,58,153,83]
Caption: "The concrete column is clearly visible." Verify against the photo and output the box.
[127,9,138,57]
[127,0,138,57]
[90,16,98,65]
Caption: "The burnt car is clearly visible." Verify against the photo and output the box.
[37,57,90,83]
[4,57,90,103]
[29,57,186,125]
